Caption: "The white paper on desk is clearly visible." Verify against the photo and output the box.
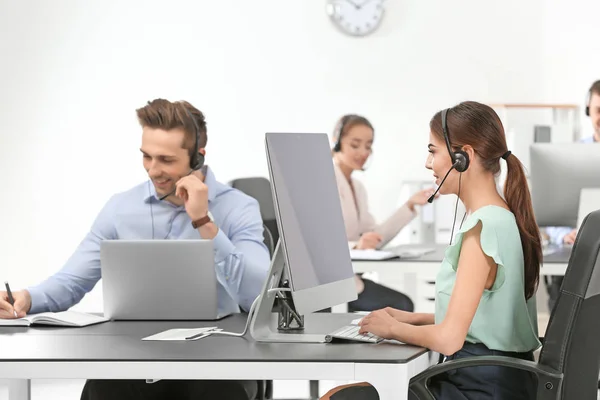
[141,327,221,341]
[350,249,397,260]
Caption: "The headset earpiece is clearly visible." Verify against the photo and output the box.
[586,88,591,117]
[586,97,591,117]
[333,115,354,152]
[333,140,342,152]
[191,152,204,171]
[183,106,204,171]
[453,150,469,173]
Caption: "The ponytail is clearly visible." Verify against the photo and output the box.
[503,154,542,299]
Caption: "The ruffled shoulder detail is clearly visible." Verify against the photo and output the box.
[444,207,511,291]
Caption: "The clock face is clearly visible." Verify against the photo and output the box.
[326,0,385,37]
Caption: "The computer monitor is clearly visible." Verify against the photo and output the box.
[249,132,357,343]
[530,143,600,227]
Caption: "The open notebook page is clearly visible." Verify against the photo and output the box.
[0,310,108,327]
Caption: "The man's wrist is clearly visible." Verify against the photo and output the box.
[191,215,211,229]
[198,222,218,239]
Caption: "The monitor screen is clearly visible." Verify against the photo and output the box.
[530,143,600,227]
[265,133,355,292]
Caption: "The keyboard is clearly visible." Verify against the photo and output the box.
[386,246,435,259]
[325,325,384,343]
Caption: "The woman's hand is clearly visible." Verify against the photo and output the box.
[407,188,436,211]
[381,307,415,324]
[358,308,401,340]
[355,232,382,249]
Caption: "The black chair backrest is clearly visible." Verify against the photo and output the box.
[262,223,275,258]
[229,177,279,250]
[538,209,600,398]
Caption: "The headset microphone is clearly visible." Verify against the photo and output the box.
[427,159,459,203]
[158,169,194,201]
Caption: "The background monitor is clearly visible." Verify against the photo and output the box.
[530,143,600,227]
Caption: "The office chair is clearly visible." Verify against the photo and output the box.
[229,177,320,400]
[263,223,275,257]
[228,177,279,247]
[408,209,600,400]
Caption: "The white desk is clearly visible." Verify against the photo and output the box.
[353,244,570,313]
[0,314,430,400]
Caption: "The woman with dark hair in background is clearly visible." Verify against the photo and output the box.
[331,114,433,312]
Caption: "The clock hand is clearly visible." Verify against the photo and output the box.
[358,0,381,8]
[344,0,360,9]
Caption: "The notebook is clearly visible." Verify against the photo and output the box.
[0,310,108,327]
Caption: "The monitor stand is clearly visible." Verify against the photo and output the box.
[249,241,330,343]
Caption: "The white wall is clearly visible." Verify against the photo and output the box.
[1,0,593,311]
[541,0,600,139]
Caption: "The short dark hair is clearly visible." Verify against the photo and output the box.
[136,99,207,156]
[589,80,600,98]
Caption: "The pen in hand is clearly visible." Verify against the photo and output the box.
[4,281,18,318]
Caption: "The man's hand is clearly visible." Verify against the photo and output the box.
[358,308,400,340]
[355,232,382,250]
[0,290,31,319]
[563,229,578,245]
[175,171,209,221]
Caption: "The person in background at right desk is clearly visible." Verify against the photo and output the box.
[331,114,434,312]
[544,79,600,312]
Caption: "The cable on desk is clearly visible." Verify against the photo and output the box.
[207,288,292,338]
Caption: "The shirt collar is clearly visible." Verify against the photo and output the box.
[144,165,218,204]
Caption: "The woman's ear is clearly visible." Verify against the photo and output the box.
[462,145,475,164]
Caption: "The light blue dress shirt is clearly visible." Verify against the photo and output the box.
[545,135,595,245]
[27,167,270,316]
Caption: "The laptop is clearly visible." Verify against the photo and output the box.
[100,240,230,320]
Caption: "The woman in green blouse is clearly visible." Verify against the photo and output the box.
[322,101,542,400]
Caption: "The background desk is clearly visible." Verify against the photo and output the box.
[0,313,429,400]
[353,244,571,313]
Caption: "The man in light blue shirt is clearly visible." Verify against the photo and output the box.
[544,80,600,312]
[0,99,269,400]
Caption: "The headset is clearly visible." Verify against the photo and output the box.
[427,108,470,203]
[185,106,205,171]
[157,105,205,201]
[428,108,471,245]
[333,114,354,152]
[586,87,591,117]
[442,108,470,173]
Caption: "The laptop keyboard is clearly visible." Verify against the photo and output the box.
[326,325,383,343]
